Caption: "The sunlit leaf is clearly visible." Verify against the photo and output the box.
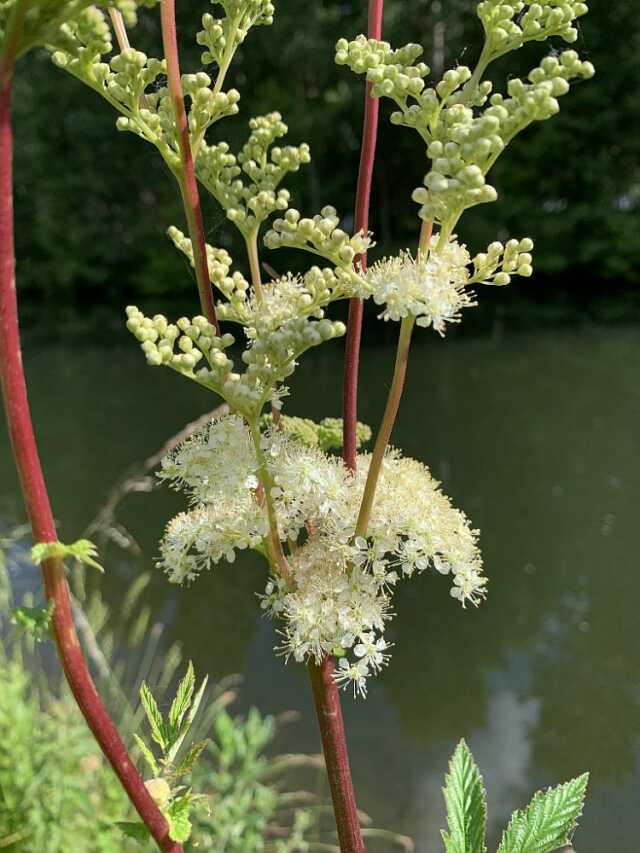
[497,773,589,853]
[441,739,487,853]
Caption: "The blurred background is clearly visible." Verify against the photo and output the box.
[2,1,639,851]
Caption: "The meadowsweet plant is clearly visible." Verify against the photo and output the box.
[70,0,592,692]
[0,0,595,849]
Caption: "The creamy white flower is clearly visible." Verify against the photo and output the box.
[159,499,269,584]
[159,414,258,503]
[333,658,370,698]
[353,633,390,672]
[362,238,476,334]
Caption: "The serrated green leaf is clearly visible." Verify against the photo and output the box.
[11,604,54,642]
[167,661,195,739]
[166,794,193,843]
[115,821,150,843]
[441,739,487,853]
[133,733,159,777]
[173,739,209,779]
[166,674,208,765]
[31,538,104,572]
[139,681,167,752]
[497,773,589,853]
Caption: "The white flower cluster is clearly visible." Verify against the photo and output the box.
[158,415,268,582]
[264,441,485,695]
[361,235,534,334]
[156,415,485,696]
[361,240,474,333]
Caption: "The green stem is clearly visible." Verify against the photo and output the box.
[354,218,431,539]
[249,420,293,585]
[245,228,264,301]
[354,313,415,538]
[461,38,493,105]
[212,15,241,97]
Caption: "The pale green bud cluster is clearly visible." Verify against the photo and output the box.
[182,72,241,139]
[411,50,594,224]
[54,40,240,171]
[241,316,346,401]
[196,0,274,67]
[478,0,589,56]
[1,0,156,55]
[338,0,594,229]
[265,207,373,268]
[335,36,430,100]
[126,301,346,419]
[167,226,251,303]
[470,237,534,285]
[197,112,310,237]
[51,7,113,76]
[125,306,235,380]
[260,414,372,453]
[216,266,359,345]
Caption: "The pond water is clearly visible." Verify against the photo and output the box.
[1,318,638,852]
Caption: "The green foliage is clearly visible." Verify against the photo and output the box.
[439,740,587,853]
[0,555,319,851]
[0,655,129,852]
[496,774,589,853]
[131,663,209,842]
[442,740,487,853]
[31,538,104,572]
[10,602,53,642]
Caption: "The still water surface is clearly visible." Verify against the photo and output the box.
[1,320,638,852]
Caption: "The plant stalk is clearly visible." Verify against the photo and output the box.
[160,0,219,332]
[0,11,182,852]
[245,228,264,301]
[306,5,385,850]
[342,0,384,472]
[307,658,365,853]
[354,219,432,538]
[354,313,415,538]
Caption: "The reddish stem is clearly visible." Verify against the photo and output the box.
[342,0,384,472]
[308,659,365,853]
[306,5,385,850]
[160,0,219,333]
[0,19,182,853]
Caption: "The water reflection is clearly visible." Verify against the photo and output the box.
[1,323,638,852]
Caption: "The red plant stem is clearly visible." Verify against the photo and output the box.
[305,4,385,850]
[342,0,384,472]
[160,0,219,333]
[308,659,365,853]
[0,16,182,853]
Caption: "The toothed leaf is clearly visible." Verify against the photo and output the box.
[497,773,589,853]
[139,682,167,752]
[441,739,487,853]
